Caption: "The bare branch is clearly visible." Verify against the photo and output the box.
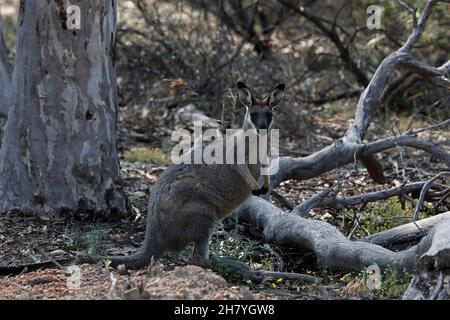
[408,119,450,135]
[365,211,450,249]
[291,181,446,217]
[363,135,450,165]
[399,56,450,88]
[277,0,370,86]
[401,0,440,52]
[403,213,450,299]
[395,0,418,26]
[292,188,335,216]
[271,133,450,188]
[413,172,450,221]
[437,60,450,75]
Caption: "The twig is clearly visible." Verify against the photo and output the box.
[270,190,294,210]
[347,210,363,239]
[407,119,450,135]
[292,188,334,216]
[0,259,73,276]
[395,0,418,26]
[34,246,67,272]
[413,172,450,221]
[434,188,450,215]
[291,181,444,217]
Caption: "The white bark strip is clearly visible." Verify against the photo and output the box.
[0,0,126,217]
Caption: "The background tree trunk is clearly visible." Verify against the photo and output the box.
[0,12,12,117]
[0,0,127,218]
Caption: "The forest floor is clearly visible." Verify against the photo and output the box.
[1,97,448,300]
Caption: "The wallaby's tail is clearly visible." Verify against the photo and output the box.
[76,237,161,269]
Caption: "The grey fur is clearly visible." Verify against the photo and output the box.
[80,82,285,268]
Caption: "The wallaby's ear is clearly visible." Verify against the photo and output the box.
[268,83,286,108]
[237,81,253,108]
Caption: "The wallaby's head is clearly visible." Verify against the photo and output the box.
[237,81,285,131]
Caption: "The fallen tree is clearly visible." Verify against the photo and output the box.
[237,196,450,272]
[236,0,450,299]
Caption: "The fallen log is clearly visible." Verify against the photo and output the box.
[237,196,450,282]
[236,196,418,272]
[364,211,450,250]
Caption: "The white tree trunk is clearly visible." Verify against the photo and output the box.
[0,0,127,218]
[0,13,12,117]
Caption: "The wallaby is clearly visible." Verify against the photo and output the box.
[78,81,285,269]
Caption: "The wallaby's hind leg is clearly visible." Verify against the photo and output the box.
[192,228,213,261]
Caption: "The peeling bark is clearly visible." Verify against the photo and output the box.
[0,14,12,117]
[0,0,127,217]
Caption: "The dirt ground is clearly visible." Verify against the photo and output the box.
[0,264,283,300]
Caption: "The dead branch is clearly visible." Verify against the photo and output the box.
[271,133,450,188]
[277,0,370,86]
[0,259,73,276]
[413,172,450,221]
[364,211,450,249]
[270,190,294,210]
[292,181,446,216]
[292,188,335,217]
[407,119,450,135]
[395,0,418,26]
[399,56,450,88]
